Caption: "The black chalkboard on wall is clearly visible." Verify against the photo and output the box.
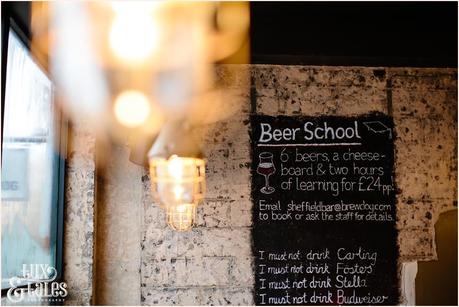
[250,114,399,305]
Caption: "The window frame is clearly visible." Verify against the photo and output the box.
[1,8,67,296]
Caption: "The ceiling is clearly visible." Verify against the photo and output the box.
[250,2,458,67]
[2,1,458,67]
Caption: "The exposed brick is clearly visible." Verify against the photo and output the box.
[138,65,457,305]
[176,228,252,258]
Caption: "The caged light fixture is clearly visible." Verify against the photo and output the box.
[149,155,205,231]
[147,121,206,231]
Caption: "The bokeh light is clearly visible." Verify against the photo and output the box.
[113,90,151,127]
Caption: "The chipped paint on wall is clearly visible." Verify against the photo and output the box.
[62,65,457,305]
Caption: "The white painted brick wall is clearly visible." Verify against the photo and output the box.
[63,64,456,305]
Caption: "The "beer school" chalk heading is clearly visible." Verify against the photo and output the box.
[258,121,361,143]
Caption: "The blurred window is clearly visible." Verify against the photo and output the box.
[1,28,65,289]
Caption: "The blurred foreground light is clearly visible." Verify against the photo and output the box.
[32,2,248,230]
[50,1,109,123]
[34,2,249,144]
[149,155,205,231]
[108,1,160,14]
[109,12,159,64]
[114,90,151,127]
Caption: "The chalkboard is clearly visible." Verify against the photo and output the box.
[250,114,399,305]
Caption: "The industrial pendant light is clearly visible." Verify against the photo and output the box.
[148,121,205,231]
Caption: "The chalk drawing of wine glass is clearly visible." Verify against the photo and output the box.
[257,152,276,194]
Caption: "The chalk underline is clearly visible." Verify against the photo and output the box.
[257,143,362,147]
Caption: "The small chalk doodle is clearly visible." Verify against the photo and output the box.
[363,121,392,139]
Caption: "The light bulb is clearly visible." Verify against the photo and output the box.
[173,185,184,200]
[176,204,187,213]
[167,155,184,180]
[149,156,206,231]
[109,11,159,63]
[113,90,150,127]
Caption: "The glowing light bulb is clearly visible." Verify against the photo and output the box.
[109,11,159,63]
[173,185,184,200]
[176,204,187,213]
[149,156,206,232]
[167,155,184,180]
[113,90,150,127]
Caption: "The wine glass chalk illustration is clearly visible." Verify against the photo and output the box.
[257,152,276,194]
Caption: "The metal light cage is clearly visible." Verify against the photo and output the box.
[149,155,205,231]
[165,203,197,231]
